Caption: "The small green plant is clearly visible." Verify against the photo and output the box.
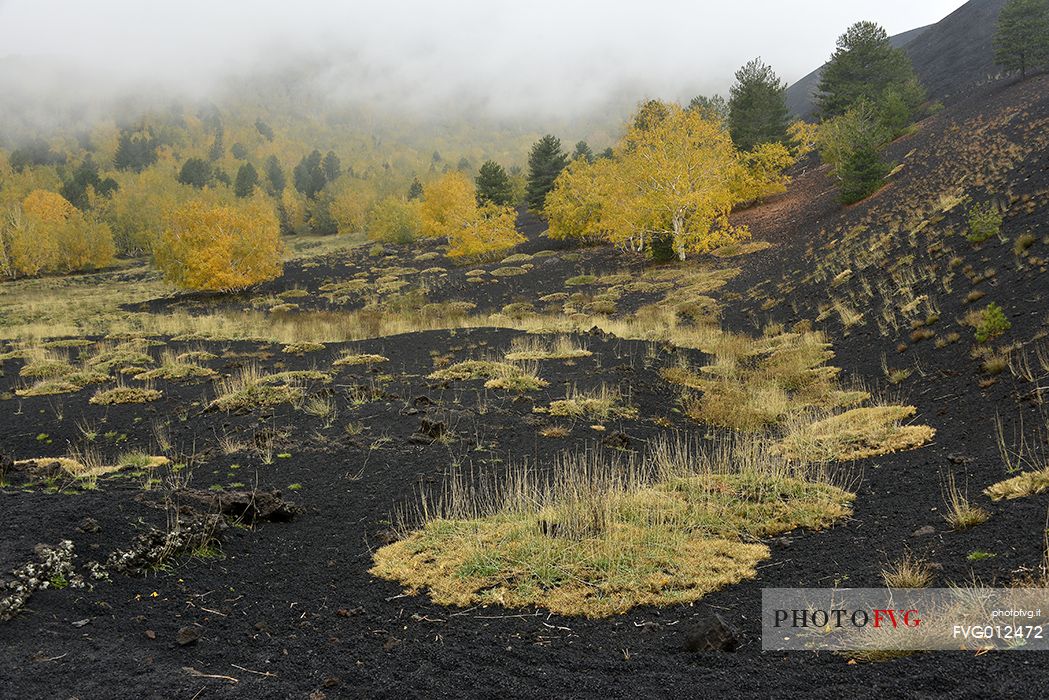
[965,201,1002,243]
[966,550,996,562]
[973,303,1010,343]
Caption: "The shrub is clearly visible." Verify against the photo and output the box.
[366,197,422,244]
[420,172,475,239]
[839,144,889,204]
[966,201,1003,243]
[153,198,283,291]
[973,303,1010,343]
[1,190,116,278]
[446,204,523,260]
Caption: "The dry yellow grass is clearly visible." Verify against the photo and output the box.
[428,360,547,392]
[943,472,990,530]
[984,468,1049,501]
[333,353,389,367]
[209,366,305,412]
[373,436,851,617]
[133,349,216,381]
[89,386,163,405]
[881,552,934,588]
[504,335,591,361]
[13,453,169,488]
[541,386,638,421]
[777,406,936,462]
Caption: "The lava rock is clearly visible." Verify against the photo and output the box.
[181,488,301,523]
[912,525,937,537]
[77,517,101,534]
[0,451,12,482]
[683,614,741,652]
[409,415,447,445]
[176,626,201,646]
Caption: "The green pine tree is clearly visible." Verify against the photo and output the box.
[525,135,568,212]
[208,124,225,161]
[572,141,595,163]
[234,163,259,198]
[817,21,923,119]
[839,144,889,204]
[264,156,286,194]
[407,178,424,200]
[688,94,729,125]
[177,158,212,189]
[475,161,513,205]
[322,151,342,181]
[994,0,1049,80]
[728,58,790,150]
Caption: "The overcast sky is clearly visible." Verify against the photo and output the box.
[0,0,969,119]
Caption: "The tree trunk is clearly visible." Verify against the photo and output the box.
[673,214,686,261]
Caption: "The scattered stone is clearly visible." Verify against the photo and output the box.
[176,625,201,646]
[145,630,157,640]
[948,453,975,465]
[1,541,84,622]
[180,488,301,523]
[382,635,402,652]
[408,415,447,445]
[71,618,91,628]
[683,614,741,652]
[107,514,225,575]
[912,525,937,537]
[77,517,101,534]
[337,606,364,617]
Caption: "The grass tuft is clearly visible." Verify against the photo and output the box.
[90,386,163,405]
[778,406,935,462]
[372,435,852,617]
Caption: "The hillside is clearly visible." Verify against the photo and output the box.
[2,61,1049,696]
[785,0,1007,119]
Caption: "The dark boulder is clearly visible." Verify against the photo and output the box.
[683,613,741,652]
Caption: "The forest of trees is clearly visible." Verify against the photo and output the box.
[1,5,1045,287]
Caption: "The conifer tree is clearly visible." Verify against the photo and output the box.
[728,58,790,151]
[235,163,259,198]
[525,135,568,212]
[817,21,922,119]
[475,161,513,206]
[994,0,1049,79]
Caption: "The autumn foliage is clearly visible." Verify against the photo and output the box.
[420,172,523,259]
[153,198,283,291]
[545,102,794,259]
[0,190,115,278]
[447,203,523,259]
